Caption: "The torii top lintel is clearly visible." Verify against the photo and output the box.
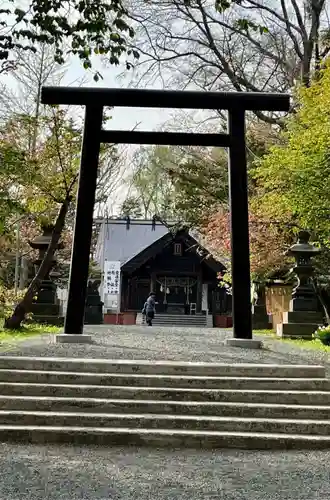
[41,86,290,112]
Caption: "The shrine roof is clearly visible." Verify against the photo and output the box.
[94,218,225,274]
[94,218,169,267]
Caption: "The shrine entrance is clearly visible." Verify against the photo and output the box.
[41,86,289,340]
[156,277,197,315]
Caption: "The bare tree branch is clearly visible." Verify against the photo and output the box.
[123,0,329,125]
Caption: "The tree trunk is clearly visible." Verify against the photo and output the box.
[301,1,324,86]
[4,197,71,329]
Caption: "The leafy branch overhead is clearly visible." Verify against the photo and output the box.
[215,0,268,34]
[1,0,138,74]
[252,60,330,245]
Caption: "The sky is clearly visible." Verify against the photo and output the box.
[57,54,216,133]
[61,56,176,132]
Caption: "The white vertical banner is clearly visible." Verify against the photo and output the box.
[104,260,121,312]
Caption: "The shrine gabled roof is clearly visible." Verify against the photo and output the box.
[121,228,226,274]
[94,218,225,274]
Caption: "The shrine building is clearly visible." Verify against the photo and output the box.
[95,218,230,325]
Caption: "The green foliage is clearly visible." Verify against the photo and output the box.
[0,0,136,73]
[315,325,330,346]
[0,109,81,225]
[128,145,229,225]
[89,260,102,279]
[125,121,284,251]
[252,63,330,244]
[168,148,228,225]
[0,109,82,305]
[120,196,143,218]
[125,121,281,229]
[214,0,269,35]
[0,286,25,318]
[33,111,81,204]
[0,142,29,234]
[218,271,232,293]
[214,0,232,11]
[128,146,177,219]
[234,18,268,35]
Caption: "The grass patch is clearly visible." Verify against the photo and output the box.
[253,329,275,337]
[0,319,61,347]
[253,328,330,353]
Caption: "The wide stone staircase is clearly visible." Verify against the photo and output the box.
[136,313,212,328]
[0,356,330,449]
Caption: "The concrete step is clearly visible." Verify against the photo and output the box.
[143,313,206,317]
[136,313,208,327]
[153,316,206,319]
[153,314,206,318]
[151,325,207,328]
[0,357,328,449]
[206,316,213,328]
[0,370,328,390]
[146,314,208,327]
[0,410,330,436]
[153,317,206,321]
[2,411,330,436]
[0,357,324,378]
[151,321,207,327]
[2,383,330,405]
[1,396,330,420]
[152,322,206,327]
[1,425,330,449]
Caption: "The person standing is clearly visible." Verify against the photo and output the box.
[142,292,156,326]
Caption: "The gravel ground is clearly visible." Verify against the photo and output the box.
[0,443,329,500]
[0,325,330,369]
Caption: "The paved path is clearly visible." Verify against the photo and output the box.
[0,325,329,369]
[1,326,330,499]
[0,443,329,499]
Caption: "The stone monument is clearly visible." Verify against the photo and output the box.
[252,281,272,330]
[29,224,64,325]
[84,280,103,324]
[277,231,323,339]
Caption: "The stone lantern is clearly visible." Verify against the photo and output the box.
[28,224,64,325]
[252,279,272,330]
[277,231,323,339]
[287,231,320,310]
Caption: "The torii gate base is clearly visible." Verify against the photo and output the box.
[41,87,289,347]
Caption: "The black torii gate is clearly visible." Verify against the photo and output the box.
[41,87,290,340]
